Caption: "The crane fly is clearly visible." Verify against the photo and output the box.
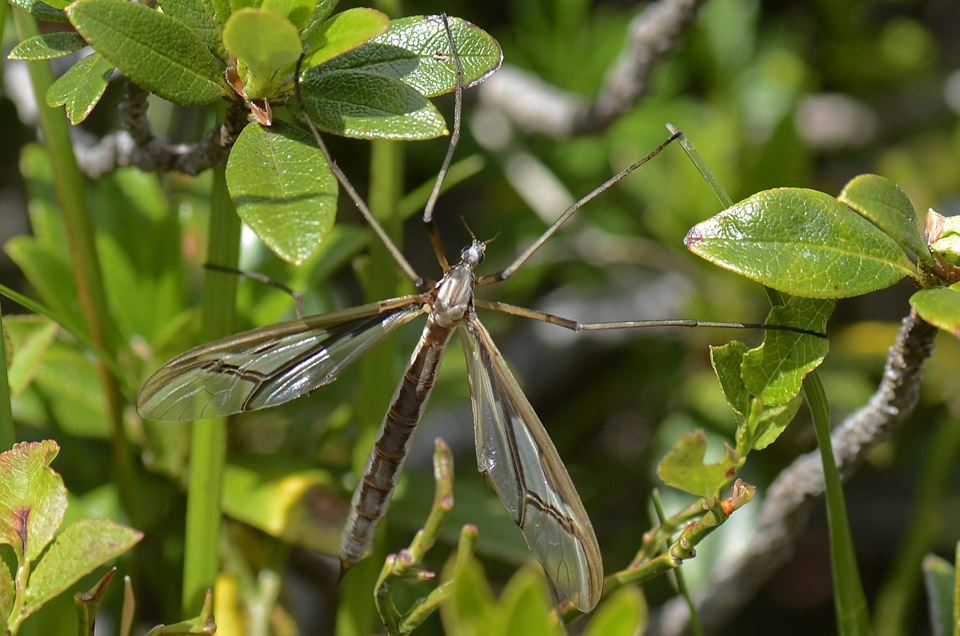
[137,16,822,612]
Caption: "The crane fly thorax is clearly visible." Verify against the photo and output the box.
[431,262,475,328]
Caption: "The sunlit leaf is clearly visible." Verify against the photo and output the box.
[0,441,66,560]
[8,32,87,60]
[301,7,388,69]
[46,52,116,124]
[222,8,301,99]
[657,430,738,499]
[910,282,960,338]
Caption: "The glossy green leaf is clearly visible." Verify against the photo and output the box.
[741,297,833,406]
[302,7,388,69]
[921,553,955,636]
[225,121,338,265]
[222,456,347,554]
[684,188,917,298]
[4,315,57,396]
[73,567,116,635]
[910,282,960,338]
[23,519,141,616]
[497,565,564,635]
[315,15,502,97]
[8,32,87,60]
[300,68,446,139]
[299,0,336,33]
[222,8,301,99]
[8,0,68,22]
[0,441,66,561]
[582,586,648,636]
[157,0,231,59]
[656,430,738,499]
[838,174,934,268]
[46,52,116,124]
[40,0,69,10]
[710,341,750,418]
[261,0,315,29]
[66,0,228,105]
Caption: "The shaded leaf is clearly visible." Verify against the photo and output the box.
[222,8,301,99]
[745,395,802,451]
[7,0,69,22]
[709,341,750,418]
[741,297,833,406]
[23,518,141,616]
[158,0,231,60]
[656,430,738,499]
[225,121,338,265]
[66,0,228,105]
[440,556,496,635]
[301,7,388,69]
[4,315,57,396]
[316,15,502,97]
[838,174,933,268]
[0,441,66,560]
[910,282,960,338]
[685,188,917,298]
[9,32,87,60]
[582,586,648,636]
[300,68,446,139]
[921,553,955,636]
[497,565,564,635]
[46,52,116,124]
[0,559,12,622]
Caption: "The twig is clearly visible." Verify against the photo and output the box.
[477,0,707,137]
[648,309,940,636]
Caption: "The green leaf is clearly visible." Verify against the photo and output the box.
[5,238,81,334]
[299,0,336,33]
[710,341,750,418]
[7,0,69,22]
[300,68,446,139]
[838,174,934,268]
[22,519,141,617]
[0,441,66,561]
[684,188,918,298]
[222,456,346,554]
[301,7,388,68]
[316,14,502,97]
[222,8,301,99]
[46,52,116,124]
[582,586,648,636]
[0,559,12,622]
[145,589,216,635]
[497,565,564,635]
[261,0,315,29]
[4,315,57,396]
[910,282,960,338]
[656,430,738,499]
[921,553,955,636]
[225,121,338,265]
[745,395,802,451]
[741,297,833,406]
[8,31,87,60]
[66,0,228,105]
[73,567,116,636]
[157,0,231,60]
[440,556,496,634]
[928,213,960,266]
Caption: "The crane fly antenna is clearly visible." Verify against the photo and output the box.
[476,131,682,286]
[293,52,425,288]
[421,14,464,272]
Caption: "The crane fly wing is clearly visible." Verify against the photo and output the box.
[460,316,603,612]
[138,297,426,421]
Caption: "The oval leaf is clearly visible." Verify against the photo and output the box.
[225,121,338,265]
[0,441,66,561]
[66,0,228,105]
[315,14,502,97]
[838,174,934,268]
[685,188,917,298]
[9,32,87,60]
[300,68,446,139]
[583,586,648,636]
[909,282,960,338]
[158,0,231,60]
[302,7,388,69]
[46,52,116,124]
[22,518,142,617]
[8,0,68,22]
[222,8,301,99]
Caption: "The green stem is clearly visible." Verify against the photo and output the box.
[181,162,240,615]
[13,11,135,520]
[9,559,30,634]
[0,302,15,450]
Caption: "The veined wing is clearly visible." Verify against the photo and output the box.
[460,315,603,612]
[138,296,427,421]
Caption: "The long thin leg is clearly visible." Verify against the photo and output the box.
[204,263,304,319]
[293,55,425,288]
[475,131,682,286]
[422,14,465,272]
[474,299,827,338]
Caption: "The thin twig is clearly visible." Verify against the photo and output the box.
[648,309,940,636]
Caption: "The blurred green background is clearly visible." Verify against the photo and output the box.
[2,0,959,633]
